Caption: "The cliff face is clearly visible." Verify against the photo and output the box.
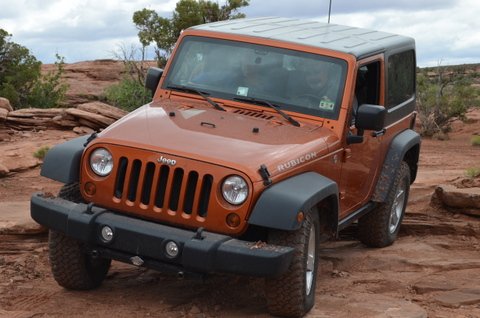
[41,59,127,106]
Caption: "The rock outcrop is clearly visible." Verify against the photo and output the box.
[434,181,480,216]
[42,59,125,106]
[0,97,13,121]
[0,97,13,112]
[41,59,156,106]
[1,100,127,132]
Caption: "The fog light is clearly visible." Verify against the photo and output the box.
[84,182,96,196]
[130,256,144,266]
[165,241,179,258]
[226,213,241,228]
[101,226,114,242]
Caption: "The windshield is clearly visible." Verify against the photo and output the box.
[163,36,347,119]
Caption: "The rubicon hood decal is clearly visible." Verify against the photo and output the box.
[277,151,318,172]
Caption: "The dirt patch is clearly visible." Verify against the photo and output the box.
[452,176,480,188]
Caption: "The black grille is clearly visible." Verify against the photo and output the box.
[114,157,213,217]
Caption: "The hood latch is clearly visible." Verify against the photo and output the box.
[258,164,272,186]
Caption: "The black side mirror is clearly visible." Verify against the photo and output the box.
[347,104,386,145]
[355,104,386,131]
[145,67,163,94]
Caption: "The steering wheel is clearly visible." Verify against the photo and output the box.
[292,94,321,108]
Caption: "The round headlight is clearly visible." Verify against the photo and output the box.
[222,175,248,205]
[90,148,113,176]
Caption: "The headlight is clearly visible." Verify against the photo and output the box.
[90,148,113,176]
[222,175,248,205]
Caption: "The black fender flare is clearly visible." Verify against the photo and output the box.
[40,135,89,183]
[248,172,339,231]
[372,129,420,202]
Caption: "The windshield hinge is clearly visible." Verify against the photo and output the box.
[83,132,98,147]
[258,164,272,186]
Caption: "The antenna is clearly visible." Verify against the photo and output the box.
[328,0,332,23]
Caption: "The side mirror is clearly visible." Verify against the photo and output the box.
[145,67,163,95]
[347,104,386,145]
[355,104,386,131]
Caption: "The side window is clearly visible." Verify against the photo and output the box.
[356,62,380,106]
[387,50,415,108]
[351,61,380,125]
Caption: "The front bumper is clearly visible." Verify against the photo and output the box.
[31,193,294,277]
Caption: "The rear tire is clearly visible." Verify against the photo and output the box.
[358,161,410,247]
[265,210,320,317]
[49,183,111,290]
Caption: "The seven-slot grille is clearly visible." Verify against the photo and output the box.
[113,156,213,219]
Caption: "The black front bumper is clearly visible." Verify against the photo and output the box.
[31,193,294,277]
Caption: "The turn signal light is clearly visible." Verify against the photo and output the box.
[297,211,305,223]
[84,182,96,196]
[226,213,241,228]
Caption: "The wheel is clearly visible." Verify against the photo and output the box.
[49,183,111,290]
[265,210,320,317]
[49,230,111,290]
[358,161,411,247]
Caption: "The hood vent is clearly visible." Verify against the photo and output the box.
[233,109,274,120]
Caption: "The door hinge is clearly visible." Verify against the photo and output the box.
[343,148,352,162]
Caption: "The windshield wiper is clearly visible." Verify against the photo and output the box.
[234,97,300,127]
[167,84,226,111]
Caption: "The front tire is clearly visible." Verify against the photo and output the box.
[49,183,111,290]
[358,161,411,247]
[265,210,320,317]
[49,230,111,290]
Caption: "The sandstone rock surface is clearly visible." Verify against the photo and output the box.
[0,97,13,111]
[435,184,480,210]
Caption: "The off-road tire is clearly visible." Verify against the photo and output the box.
[58,182,83,202]
[358,161,411,247]
[265,210,320,317]
[49,183,111,290]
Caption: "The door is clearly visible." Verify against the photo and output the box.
[339,58,385,218]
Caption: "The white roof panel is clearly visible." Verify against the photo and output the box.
[190,17,415,58]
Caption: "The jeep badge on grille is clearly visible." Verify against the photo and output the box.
[157,156,176,166]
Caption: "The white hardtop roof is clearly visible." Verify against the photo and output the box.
[190,17,415,58]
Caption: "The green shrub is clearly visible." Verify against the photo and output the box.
[27,54,68,108]
[465,167,480,178]
[471,135,480,146]
[104,78,151,112]
[1,30,68,109]
[33,146,50,160]
[0,29,41,108]
[416,65,480,137]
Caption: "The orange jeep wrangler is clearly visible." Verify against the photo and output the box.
[31,17,420,317]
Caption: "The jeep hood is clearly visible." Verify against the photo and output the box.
[98,100,339,182]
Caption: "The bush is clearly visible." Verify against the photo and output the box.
[33,146,50,160]
[465,167,480,178]
[27,54,69,108]
[104,78,151,111]
[416,64,480,137]
[1,29,68,109]
[472,135,480,146]
[0,29,41,108]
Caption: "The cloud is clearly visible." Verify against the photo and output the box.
[243,0,479,66]
[327,0,480,66]
[0,0,177,62]
[0,0,478,66]
[243,0,456,18]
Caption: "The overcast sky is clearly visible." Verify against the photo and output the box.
[0,0,479,67]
